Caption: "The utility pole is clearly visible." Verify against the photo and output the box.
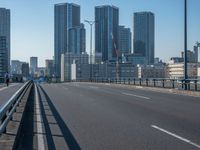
[184,0,188,90]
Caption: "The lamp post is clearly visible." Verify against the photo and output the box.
[184,0,188,90]
[85,20,96,81]
[84,20,96,64]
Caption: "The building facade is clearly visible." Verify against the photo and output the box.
[181,50,196,63]
[68,23,86,54]
[167,62,197,79]
[69,63,138,81]
[61,53,89,81]
[0,36,8,77]
[118,26,131,55]
[45,59,54,77]
[95,5,119,62]
[30,57,38,75]
[133,12,154,65]
[137,65,166,79]
[11,60,24,75]
[194,42,200,63]
[21,63,29,78]
[54,3,80,78]
[0,8,10,73]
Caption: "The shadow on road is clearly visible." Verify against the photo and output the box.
[39,85,81,150]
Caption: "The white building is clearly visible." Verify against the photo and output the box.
[167,62,197,79]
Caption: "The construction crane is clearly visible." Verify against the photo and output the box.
[111,33,120,81]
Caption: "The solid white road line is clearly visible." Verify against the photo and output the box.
[151,125,200,149]
[122,92,150,100]
[35,84,45,150]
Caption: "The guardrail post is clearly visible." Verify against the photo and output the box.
[195,80,197,91]
[162,79,165,88]
[188,81,190,90]
[172,80,175,89]
[146,79,148,86]
[133,78,136,85]
[181,80,184,89]
[139,78,142,86]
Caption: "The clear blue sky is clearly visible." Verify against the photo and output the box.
[0,0,199,66]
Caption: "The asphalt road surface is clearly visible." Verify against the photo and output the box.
[0,83,23,107]
[33,82,200,150]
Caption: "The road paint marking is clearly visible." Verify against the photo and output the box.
[63,87,68,90]
[0,87,7,91]
[105,83,111,85]
[135,86,143,89]
[88,86,99,89]
[122,92,150,100]
[0,83,20,91]
[35,84,45,150]
[151,125,200,149]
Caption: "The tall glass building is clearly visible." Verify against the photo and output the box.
[133,12,155,65]
[0,36,8,78]
[54,3,80,77]
[95,5,119,62]
[0,8,10,74]
[30,57,38,75]
[68,23,86,54]
[118,26,132,55]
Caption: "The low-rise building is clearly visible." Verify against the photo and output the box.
[137,65,166,78]
[166,62,197,79]
[61,53,89,82]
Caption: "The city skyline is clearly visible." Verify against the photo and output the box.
[0,0,200,66]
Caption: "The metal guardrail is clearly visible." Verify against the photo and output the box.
[0,80,32,134]
[76,78,200,91]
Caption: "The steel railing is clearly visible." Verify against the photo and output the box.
[75,78,200,91]
[0,80,33,134]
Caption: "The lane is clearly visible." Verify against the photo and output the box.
[64,82,200,144]
[39,83,200,150]
[0,83,24,107]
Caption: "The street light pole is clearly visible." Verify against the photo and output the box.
[84,20,96,64]
[85,20,96,81]
[184,0,188,90]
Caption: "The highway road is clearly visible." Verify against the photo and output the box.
[0,83,23,107]
[20,82,200,150]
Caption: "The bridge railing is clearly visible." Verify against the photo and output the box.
[77,78,200,91]
[0,80,33,134]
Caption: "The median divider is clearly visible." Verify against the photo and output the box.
[0,80,33,149]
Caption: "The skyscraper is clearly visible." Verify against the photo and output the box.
[194,42,200,63]
[133,12,155,64]
[95,5,119,62]
[0,8,10,73]
[68,23,86,54]
[54,3,80,77]
[0,36,8,77]
[30,57,38,75]
[118,26,132,55]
